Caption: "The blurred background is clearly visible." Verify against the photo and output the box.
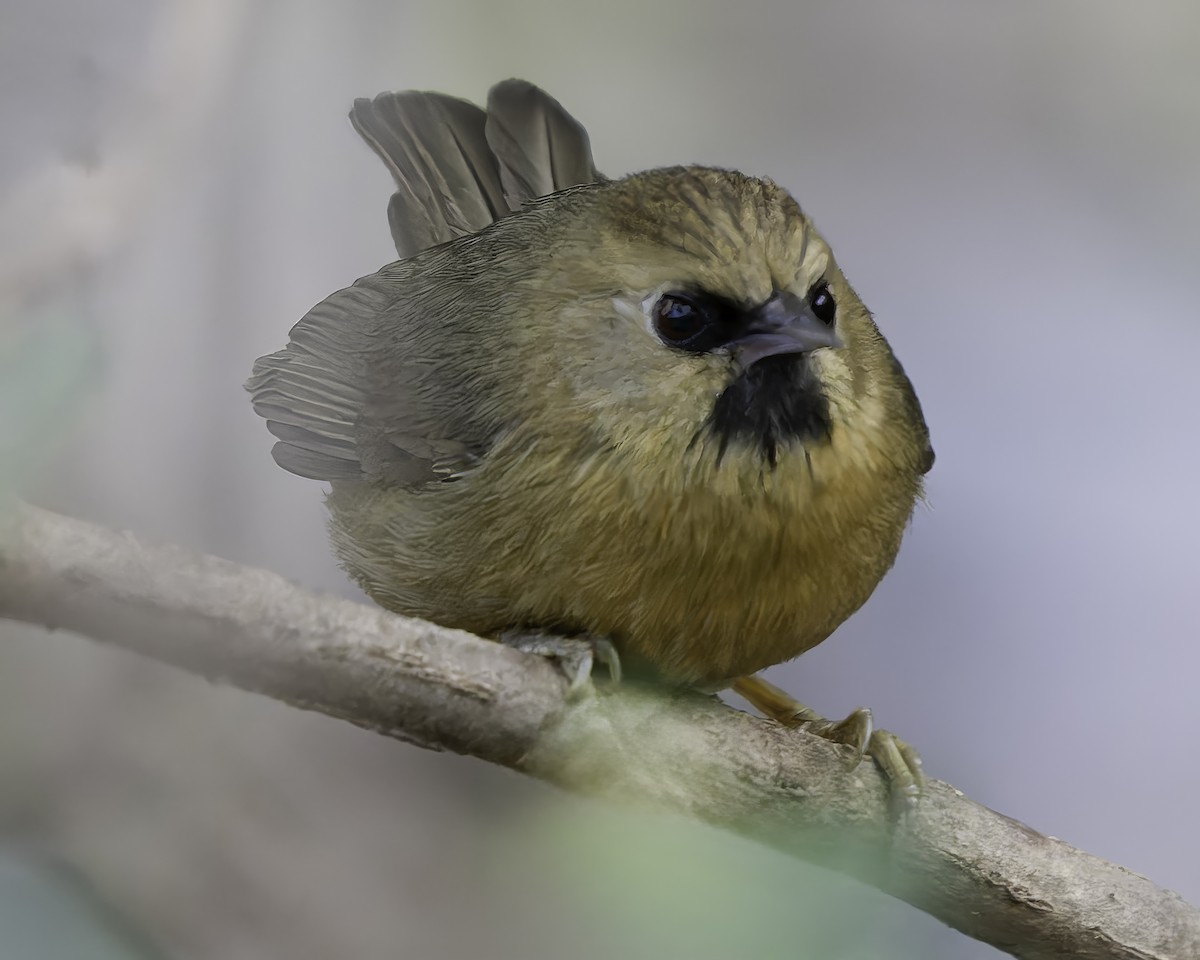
[2,1,1198,957]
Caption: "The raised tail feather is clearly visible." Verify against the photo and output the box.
[351,79,600,259]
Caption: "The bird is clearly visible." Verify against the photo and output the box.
[247,79,934,794]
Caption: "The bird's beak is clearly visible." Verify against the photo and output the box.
[731,290,842,369]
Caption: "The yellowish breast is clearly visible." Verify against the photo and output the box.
[401,423,925,686]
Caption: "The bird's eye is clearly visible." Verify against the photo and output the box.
[653,293,711,347]
[808,280,836,326]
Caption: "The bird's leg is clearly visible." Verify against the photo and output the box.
[732,674,924,801]
[499,630,622,700]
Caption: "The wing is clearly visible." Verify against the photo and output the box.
[249,80,600,485]
[246,267,493,486]
[351,80,600,258]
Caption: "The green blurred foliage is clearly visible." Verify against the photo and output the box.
[482,797,938,960]
[0,305,97,498]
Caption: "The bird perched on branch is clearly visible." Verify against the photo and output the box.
[248,80,934,795]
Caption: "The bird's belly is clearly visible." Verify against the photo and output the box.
[328,455,916,688]
[493,480,912,687]
[592,528,897,685]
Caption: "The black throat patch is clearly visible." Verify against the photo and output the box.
[703,355,832,468]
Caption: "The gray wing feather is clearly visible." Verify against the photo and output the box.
[248,277,387,481]
[248,268,494,487]
[485,79,599,206]
[251,80,594,487]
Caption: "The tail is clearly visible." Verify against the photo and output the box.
[350,79,600,259]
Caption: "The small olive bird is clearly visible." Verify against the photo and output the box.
[248,80,934,794]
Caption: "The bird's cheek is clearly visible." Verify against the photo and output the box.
[804,354,860,422]
[805,348,850,390]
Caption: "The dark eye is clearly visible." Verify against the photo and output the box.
[653,293,712,347]
[808,280,836,326]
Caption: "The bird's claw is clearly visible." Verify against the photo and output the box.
[864,728,923,805]
[499,630,622,700]
[732,674,925,804]
[804,707,874,767]
[801,714,923,806]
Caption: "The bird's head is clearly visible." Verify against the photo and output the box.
[503,166,932,493]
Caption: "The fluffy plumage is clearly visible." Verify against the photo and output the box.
[248,80,932,687]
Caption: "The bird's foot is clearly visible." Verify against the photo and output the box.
[732,674,924,804]
[499,630,622,700]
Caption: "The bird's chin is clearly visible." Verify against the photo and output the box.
[704,354,832,467]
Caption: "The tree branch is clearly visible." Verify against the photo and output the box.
[0,501,1195,960]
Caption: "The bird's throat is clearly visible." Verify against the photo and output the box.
[704,355,832,468]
